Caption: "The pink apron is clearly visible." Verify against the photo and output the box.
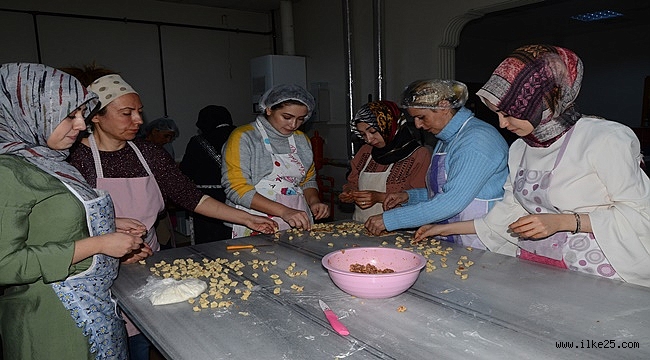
[427,117,498,249]
[232,119,313,238]
[89,135,165,252]
[353,155,393,222]
[513,127,620,279]
[89,135,166,337]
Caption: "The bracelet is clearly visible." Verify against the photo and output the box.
[572,212,581,234]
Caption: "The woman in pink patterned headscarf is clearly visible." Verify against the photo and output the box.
[415,45,650,287]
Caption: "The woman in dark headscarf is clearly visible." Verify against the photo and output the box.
[180,105,237,243]
[340,100,431,222]
[415,45,650,287]
[0,63,144,360]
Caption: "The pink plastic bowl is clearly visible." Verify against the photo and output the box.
[322,247,427,299]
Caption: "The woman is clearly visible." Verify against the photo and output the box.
[68,73,277,252]
[140,116,179,158]
[415,45,650,287]
[180,105,236,243]
[67,72,276,359]
[222,84,330,237]
[0,63,144,360]
[339,100,430,222]
[365,80,509,249]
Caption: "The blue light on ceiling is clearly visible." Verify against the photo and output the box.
[571,10,623,22]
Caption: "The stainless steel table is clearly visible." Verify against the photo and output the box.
[112,223,650,359]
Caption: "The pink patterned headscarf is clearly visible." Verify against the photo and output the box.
[477,45,583,147]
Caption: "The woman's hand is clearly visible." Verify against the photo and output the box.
[115,217,147,237]
[99,232,144,259]
[352,190,385,209]
[310,202,330,220]
[338,190,355,203]
[339,184,357,203]
[280,207,312,230]
[121,243,154,264]
[414,224,444,242]
[245,215,278,234]
[364,214,387,235]
[509,214,577,239]
[383,192,409,211]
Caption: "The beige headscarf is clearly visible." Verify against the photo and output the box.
[88,74,138,110]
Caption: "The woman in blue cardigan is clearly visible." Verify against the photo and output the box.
[365,79,509,249]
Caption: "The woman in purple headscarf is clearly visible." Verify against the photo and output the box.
[415,45,650,287]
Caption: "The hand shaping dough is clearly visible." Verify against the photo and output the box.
[150,278,208,305]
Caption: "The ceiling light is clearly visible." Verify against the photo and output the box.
[571,10,623,22]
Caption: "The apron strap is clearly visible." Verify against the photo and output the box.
[89,135,155,178]
[518,126,576,169]
[255,119,299,155]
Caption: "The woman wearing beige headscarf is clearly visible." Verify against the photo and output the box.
[66,70,276,359]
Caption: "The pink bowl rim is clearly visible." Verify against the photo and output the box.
[321,247,427,277]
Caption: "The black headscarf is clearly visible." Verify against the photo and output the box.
[351,101,421,165]
[196,105,233,135]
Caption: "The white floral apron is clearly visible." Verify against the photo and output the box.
[89,135,165,252]
[427,117,498,249]
[353,155,393,222]
[514,127,620,279]
[50,187,127,360]
[232,120,312,238]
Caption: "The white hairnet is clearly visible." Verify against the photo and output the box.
[258,84,316,120]
[400,79,468,110]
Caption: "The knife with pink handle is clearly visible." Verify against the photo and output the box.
[319,300,350,336]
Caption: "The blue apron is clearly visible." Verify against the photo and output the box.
[50,188,127,360]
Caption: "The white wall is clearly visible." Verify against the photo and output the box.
[0,0,272,160]
[5,0,641,193]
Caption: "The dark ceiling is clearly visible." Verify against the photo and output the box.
[463,0,650,41]
[158,0,650,41]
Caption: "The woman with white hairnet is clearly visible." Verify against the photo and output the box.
[222,84,330,237]
[365,79,509,249]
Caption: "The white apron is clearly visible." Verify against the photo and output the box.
[514,127,620,279]
[353,155,393,222]
[232,120,313,238]
[427,117,499,249]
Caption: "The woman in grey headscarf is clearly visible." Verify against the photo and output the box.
[222,84,330,237]
[0,63,144,360]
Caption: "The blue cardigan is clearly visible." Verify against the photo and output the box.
[383,107,509,231]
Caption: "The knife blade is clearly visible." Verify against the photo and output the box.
[319,300,350,336]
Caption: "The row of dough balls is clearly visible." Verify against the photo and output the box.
[145,257,308,312]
